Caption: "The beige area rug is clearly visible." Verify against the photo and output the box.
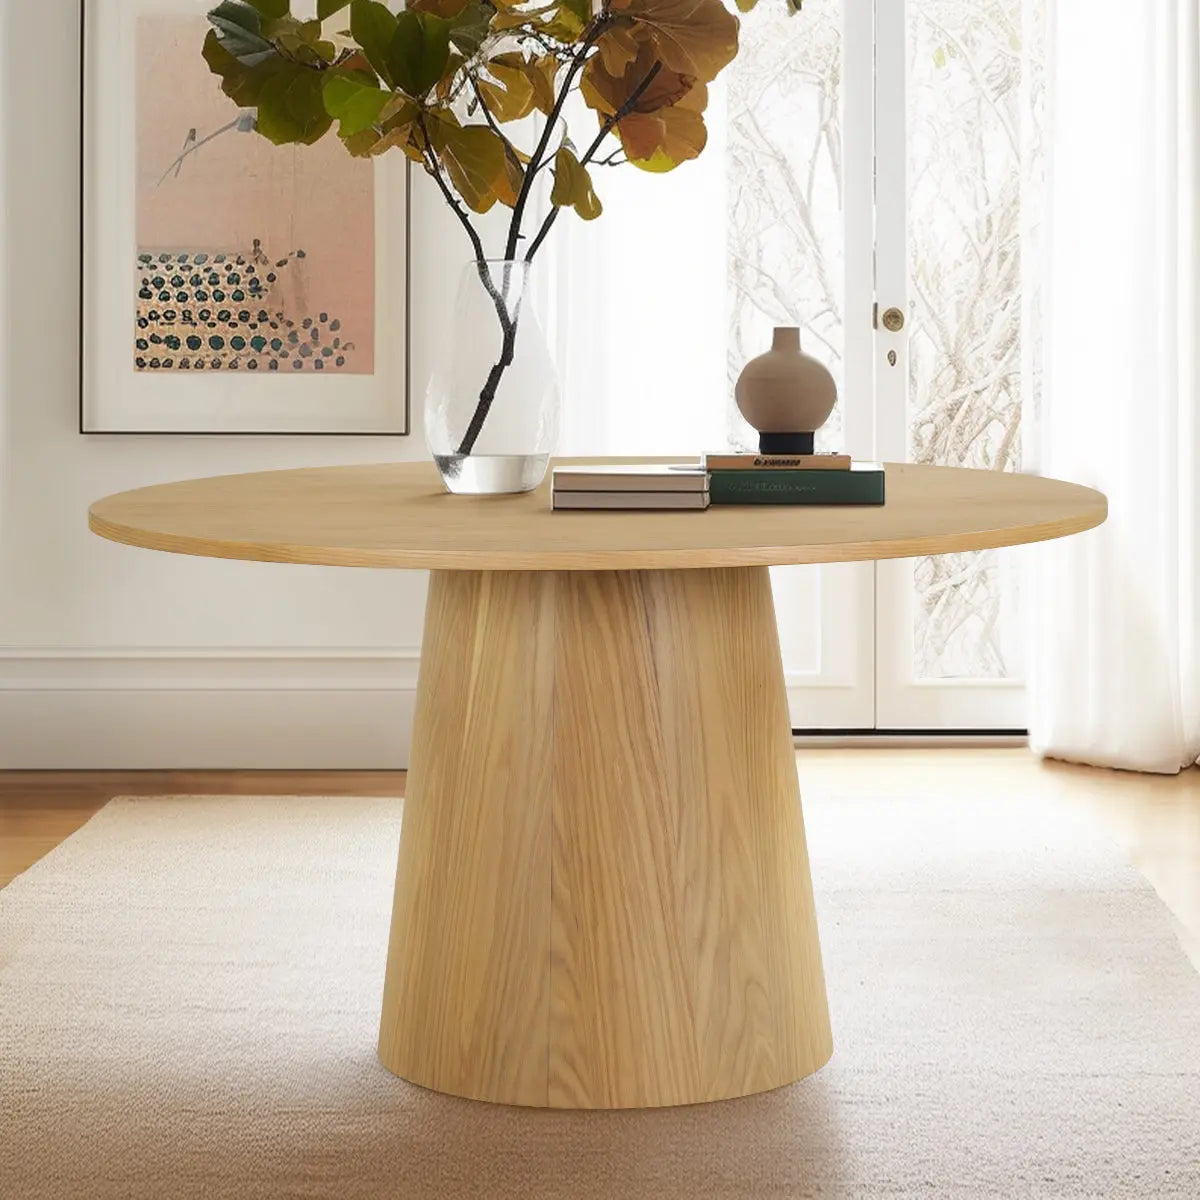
[3,791,1200,1199]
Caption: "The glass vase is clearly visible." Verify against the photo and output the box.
[425,259,560,495]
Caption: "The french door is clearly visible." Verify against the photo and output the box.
[550,0,1040,730]
[725,0,1040,730]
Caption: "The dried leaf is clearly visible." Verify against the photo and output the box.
[594,23,641,76]
[497,149,525,206]
[618,81,708,170]
[608,0,738,83]
[582,41,696,117]
[527,54,561,114]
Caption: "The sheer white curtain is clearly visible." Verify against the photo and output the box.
[545,97,732,460]
[1027,0,1200,772]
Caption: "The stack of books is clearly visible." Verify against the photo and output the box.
[552,465,710,510]
[703,452,885,506]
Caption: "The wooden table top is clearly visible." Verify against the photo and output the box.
[88,460,1106,572]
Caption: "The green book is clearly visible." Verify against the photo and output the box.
[708,462,885,506]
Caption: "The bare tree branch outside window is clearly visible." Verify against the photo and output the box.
[724,0,1043,681]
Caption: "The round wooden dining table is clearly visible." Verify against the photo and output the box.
[90,459,1106,1110]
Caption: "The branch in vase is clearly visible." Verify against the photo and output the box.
[502,16,609,262]
[416,115,515,348]
[417,116,489,266]
[522,60,664,263]
[469,79,527,177]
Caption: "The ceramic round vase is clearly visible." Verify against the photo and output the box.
[734,327,837,454]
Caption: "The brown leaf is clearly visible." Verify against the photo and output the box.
[436,51,465,102]
[478,53,538,122]
[616,81,708,170]
[379,93,420,124]
[608,0,738,83]
[498,149,525,207]
[527,54,561,114]
[372,123,426,161]
[477,51,562,122]
[491,0,587,42]
[594,22,641,76]
[364,96,426,161]
[343,128,382,156]
[581,40,696,117]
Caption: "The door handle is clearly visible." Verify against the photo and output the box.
[880,306,905,333]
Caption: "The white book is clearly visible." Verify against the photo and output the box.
[551,464,709,493]
[552,490,711,511]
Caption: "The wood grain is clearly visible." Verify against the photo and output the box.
[88,460,1107,572]
[378,571,555,1106]
[547,568,831,1108]
[377,568,831,1108]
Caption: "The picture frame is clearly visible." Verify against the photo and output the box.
[80,0,410,436]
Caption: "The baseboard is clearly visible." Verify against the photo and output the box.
[794,730,1029,748]
[0,648,421,769]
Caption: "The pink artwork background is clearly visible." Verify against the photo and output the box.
[135,13,376,372]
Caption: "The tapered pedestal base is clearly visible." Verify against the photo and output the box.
[378,567,832,1109]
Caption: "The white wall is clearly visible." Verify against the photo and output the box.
[0,0,461,768]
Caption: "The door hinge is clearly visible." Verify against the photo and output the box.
[872,301,879,330]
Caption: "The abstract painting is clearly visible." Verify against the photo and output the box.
[82,0,408,434]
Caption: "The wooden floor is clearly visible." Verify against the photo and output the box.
[2,751,1198,971]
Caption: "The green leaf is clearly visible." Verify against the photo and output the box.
[323,73,389,136]
[208,1,276,65]
[318,0,352,16]
[246,0,289,17]
[255,67,334,144]
[387,11,451,99]
[350,0,399,85]
[430,120,508,212]
[202,28,285,106]
[550,145,602,220]
[447,0,490,54]
[263,14,337,62]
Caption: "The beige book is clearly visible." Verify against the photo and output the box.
[703,453,852,471]
[552,490,711,511]
[551,464,709,493]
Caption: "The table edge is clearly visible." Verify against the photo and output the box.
[88,501,1107,571]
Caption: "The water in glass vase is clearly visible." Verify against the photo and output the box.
[425,260,560,496]
[433,453,551,495]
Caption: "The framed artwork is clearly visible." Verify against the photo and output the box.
[80,0,410,435]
